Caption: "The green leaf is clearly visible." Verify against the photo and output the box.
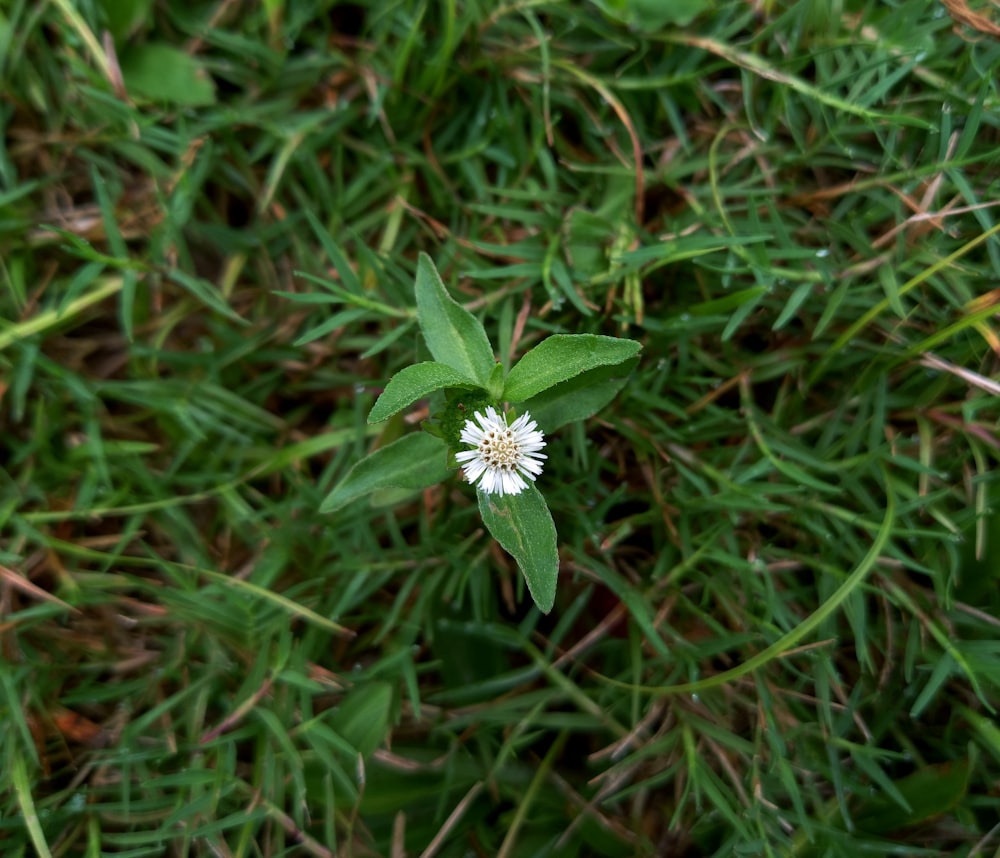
[590,0,709,30]
[524,357,638,433]
[849,758,971,835]
[121,43,216,107]
[414,254,495,387]
[329,681,394,756]
[503,334,641,403]
[478,484,559,614]
[320,433,450,513]
[99,0,155,41]
[168,269,247,325]
[487,361,505,401]
[368,362,479,424]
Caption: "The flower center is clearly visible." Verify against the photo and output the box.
[479,429,519,470]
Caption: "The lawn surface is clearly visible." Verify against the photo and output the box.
[2,0,1000,855]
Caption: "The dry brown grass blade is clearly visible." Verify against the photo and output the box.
[941,0,1000,36]
[0,564,79,614]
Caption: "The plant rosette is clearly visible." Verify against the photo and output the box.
[321,254,641,613]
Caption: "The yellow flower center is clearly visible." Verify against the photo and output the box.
[479,429,519,471]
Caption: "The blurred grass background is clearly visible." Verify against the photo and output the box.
[2,0,1000,855]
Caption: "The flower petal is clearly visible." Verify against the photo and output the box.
[456,407,547,496]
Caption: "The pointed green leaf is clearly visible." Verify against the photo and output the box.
[849,758,971,835]
[415,254,495,386]
[592,0,710,30]
[478,484,558,613]
[487,361,505,400]
[320,433,450,513]
[368,362,479,424]
[524,357,638,433]
[168,269,247,325]
[120,43,216,106]
[504,334,641,402]
[330,681,394,756]
[100,0,155,41]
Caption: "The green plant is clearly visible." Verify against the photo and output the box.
[321,254,640,612]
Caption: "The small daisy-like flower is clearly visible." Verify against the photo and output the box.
[455,406,547,497]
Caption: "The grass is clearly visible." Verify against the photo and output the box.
[2,0,1000,855]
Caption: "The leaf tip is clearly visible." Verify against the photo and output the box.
[533,594,555,614]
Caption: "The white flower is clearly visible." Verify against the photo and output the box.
[455,406,547,497]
